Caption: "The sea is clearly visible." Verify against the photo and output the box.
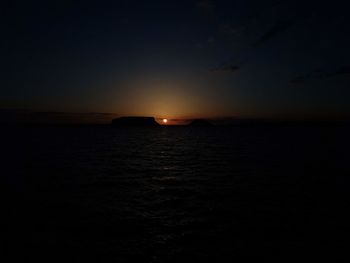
[2,126,350,262]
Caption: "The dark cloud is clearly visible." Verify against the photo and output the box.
[213,1,303,72]
[289,75,307,84]
[210,52,250,75]
[289,66,350,84]
[252,0,321,48]
[221,24,246,36]
[289,70,328,84]
[210,65,240,74]
[254,19,295,47]
[218,1,288,39]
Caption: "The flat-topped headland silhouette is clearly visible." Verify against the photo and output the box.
[112,116,159,127]
[188,119,214,127]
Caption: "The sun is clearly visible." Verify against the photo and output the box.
[162,118,168,124]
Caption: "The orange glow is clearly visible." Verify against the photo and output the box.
[109,74,236,120]
[162,118,168,123]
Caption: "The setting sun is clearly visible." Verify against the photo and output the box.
[162,118,168,124]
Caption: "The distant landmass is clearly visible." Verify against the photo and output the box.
[0,109,349,127]
[188,119,213,127]
[111,117,159,127]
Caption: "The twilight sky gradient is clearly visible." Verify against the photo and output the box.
[1,0,350,121]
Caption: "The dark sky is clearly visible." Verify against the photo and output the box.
[1,0,350,120]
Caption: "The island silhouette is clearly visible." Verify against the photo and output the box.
[1,110,348,127]
[111,117,214,127]
[112,117,159,126]
[109,116,349,127]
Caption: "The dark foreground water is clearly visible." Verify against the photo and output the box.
[2,126,350,262]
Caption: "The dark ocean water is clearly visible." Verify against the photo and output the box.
[2,126,350,262]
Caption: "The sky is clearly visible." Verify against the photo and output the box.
[1,0,350,122]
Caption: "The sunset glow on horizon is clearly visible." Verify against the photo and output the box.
[1,0,350,123]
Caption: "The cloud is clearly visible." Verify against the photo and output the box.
[289,70,328,84]
[254,19,295,47]
[212,2,299,72]
[289,66,350,84]
[289,75,308,84]
[210,52,250,75]
[210,65,240,74]
[221,24,246,36]
[211,1,316,74]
